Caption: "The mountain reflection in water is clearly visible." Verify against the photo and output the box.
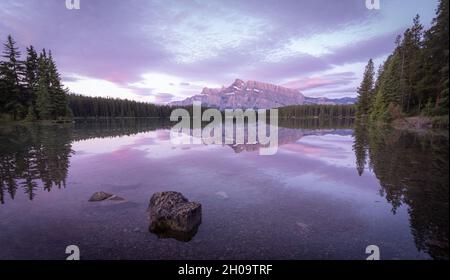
[0,118,448,259]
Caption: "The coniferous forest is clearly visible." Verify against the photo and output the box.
[0,36,357,122]
[0,35,176,121]
[68,94,172,118]
[0,35,70,121]
[3,0,448,124]
[278,104,356,119]
[356,0,449,122]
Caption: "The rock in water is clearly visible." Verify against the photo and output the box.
[89,191,113,201]
[216,191,229,199]
[108,195,125,201]
[88,192,125,202]
[148,191,202,241]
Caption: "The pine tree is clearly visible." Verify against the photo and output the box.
[47,50,68,119]
[2,35,24,86]
[397,15,424,114]
[36,50,52,119]
[0,62,6,116]
[356,59,375,119]
[365,1,448,122]
[0,35,25,119]
[370,64,386,121]
[370,48,406,121]
[25,45,39,119]
[0,36,71,121]
[422,0,449,115]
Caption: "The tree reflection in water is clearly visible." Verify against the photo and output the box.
[1,118,447,259]
[0,119,172,204]
[0,125,72,203]
[0,118,352,203]
[354,124,449,260]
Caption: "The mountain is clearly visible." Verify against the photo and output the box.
[170,79,355,109]
[170,79,305,109]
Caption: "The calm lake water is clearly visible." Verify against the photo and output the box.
[0,119,448,260]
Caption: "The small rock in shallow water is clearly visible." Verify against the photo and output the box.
[108,195,125,201]
[89,192,125,202]
[216,191,229,199]
[148,191,202,242]
[89,191,113,201]
[296,222,310,234]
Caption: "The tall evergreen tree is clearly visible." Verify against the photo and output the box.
[0,60,6,116]
[0,36,74,121]
[421,0,449,115]
[0,35,25,119]
[407,15,426,112]
[366,1,448,122]
[356,59,375,118]
[36,50,52,119]
[24,45,39,120]
[47,50,69,119]
[398,15,424,113]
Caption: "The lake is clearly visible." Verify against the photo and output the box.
[0,119,448,260]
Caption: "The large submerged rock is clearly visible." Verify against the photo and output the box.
[148,191,202,241]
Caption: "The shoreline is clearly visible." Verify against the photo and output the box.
[1,115,448,134]
[392,115,449,131]
[0,117,171,125]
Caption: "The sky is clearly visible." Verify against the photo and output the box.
[0,0,440,103]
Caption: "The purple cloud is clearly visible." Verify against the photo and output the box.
[283,72,358,91]
[0,0,439,101]
[153,93,175,103]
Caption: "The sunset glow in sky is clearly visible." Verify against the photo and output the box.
[0,0,439,103]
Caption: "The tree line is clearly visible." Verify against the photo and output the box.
[69,96,357,120]
[0,35,175,121]
[0,35,70,121]
[356,0,449,121]
[68,94,173,118]
[278,104,356,119]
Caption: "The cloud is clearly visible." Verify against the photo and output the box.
[303,87,360,98]
[283,72,358,91]
[153,93,175,104]
[63,74,154,102]
[325,30,402,66]
[0,0,440,101]
[128,72,216,101]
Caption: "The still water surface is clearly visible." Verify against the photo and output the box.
[0,119,448,259]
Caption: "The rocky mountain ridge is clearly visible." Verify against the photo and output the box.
[170,79,355,109]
